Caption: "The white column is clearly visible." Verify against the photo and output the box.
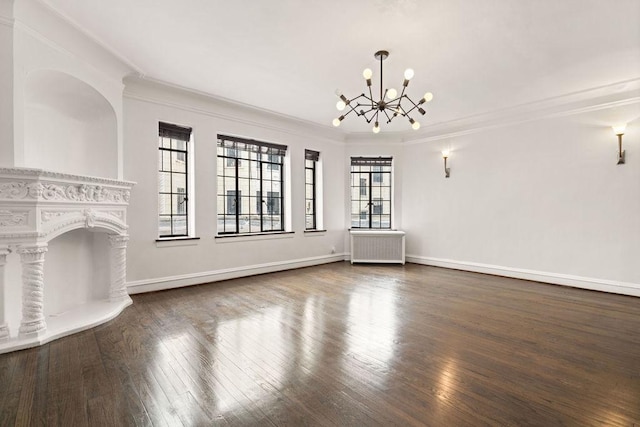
[0,247,10,341]
[18,243,48,336]
[108,234,130,302]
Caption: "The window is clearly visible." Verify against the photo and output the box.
[158,122,192,237]
[305,150,319,230]
[351,157,392,229]
[217,135,287,234]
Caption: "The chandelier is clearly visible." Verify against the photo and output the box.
[333,50,433,133]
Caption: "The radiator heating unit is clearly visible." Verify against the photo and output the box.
[350,230,406,264]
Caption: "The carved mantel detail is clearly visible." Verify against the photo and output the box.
[0,168,135,353]
[0,210,28,227]
[17,244,48,336]
[0,181,130,204]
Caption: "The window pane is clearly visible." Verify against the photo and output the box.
[172,216,187,235]
[172,152,186,173]
[172,173,186,193]
[159,215,171,235]
[217,195,226,215]
[158,194,171,215]
[160,151,171,172]
[158,172,171,193]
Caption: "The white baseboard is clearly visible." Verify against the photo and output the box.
[127,253,349,294]
[406,255,640,297]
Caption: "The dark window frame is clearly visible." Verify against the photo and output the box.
[217,135,287,235]
[305,149,319,230]
[158,122,191,238]
[350,157,392,229]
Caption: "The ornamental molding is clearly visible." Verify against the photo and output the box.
[107,210,125,220]
[0,168,135,187]
[42,213,128,238]
[0,210,28,227]
[41,211,69,223]
[0,181,130,204]
[17,244,48,256]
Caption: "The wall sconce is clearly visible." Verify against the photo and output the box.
[442,150,451,178]
[612,124,626,165]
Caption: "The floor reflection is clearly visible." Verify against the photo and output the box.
[345,279,399,381]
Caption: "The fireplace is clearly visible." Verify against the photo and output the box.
[0,167,134,353]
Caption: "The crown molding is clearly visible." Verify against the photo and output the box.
[401,78,640,145]
[124,76,346,145]
[35,0,142,74]
[0,15,14,28]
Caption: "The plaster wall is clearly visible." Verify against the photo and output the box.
[402,103,640,293]
[123,79,347,291]
[0,0,13,166]
[43,229,110,318]
[11,0,128,178]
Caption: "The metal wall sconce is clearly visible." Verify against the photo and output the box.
[612,124,626,165]
[442,150,451,178]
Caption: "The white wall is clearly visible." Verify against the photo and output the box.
[402,102,640,295]
[11,0,129,178]
[0,0,13,166]
[123,78,347,292]
[44,229,110,316]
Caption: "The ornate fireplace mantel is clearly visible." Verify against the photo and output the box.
[0,168,135,353]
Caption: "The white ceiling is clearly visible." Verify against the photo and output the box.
[41,0,640,134]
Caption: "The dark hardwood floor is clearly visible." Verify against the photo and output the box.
[1,262,639,426]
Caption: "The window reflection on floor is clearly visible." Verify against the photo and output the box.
[346,283,398,380]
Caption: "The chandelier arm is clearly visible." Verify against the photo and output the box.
[405,112,416,124]
[379,54,384,101]
[400,96,422,116]
[382,109,395,124]
[399,85,407,100]
[368,85,375,108]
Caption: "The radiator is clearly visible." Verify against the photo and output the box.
[350,230,406,264]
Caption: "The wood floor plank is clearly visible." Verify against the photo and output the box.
[1,262,639,425]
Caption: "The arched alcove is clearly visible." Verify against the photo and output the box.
[23,70,118,178]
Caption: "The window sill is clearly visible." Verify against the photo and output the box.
[155,237,200,248]
[215,231,295,243]
[304,229,327,236]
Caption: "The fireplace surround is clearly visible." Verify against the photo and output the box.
[0,167,134,353]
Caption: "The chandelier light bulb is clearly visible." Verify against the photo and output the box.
[332,118,341,127]
[404,68,415,80]
[423,92,434,102]
[410,119,421,130]
[442,150,450,158]
[336,100,346,111]
[363,68,373,80]
[386,88,398,100]
[373,123,381,134]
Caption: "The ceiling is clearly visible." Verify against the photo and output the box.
[40,0,640,134]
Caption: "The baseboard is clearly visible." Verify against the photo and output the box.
[406,255,640,297]
[127,253,349,294]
